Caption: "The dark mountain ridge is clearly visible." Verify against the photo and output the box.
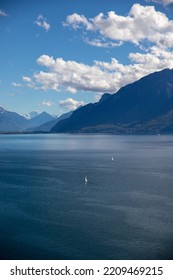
[51,69,173,134]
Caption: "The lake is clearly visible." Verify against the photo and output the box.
[0,134,173,259]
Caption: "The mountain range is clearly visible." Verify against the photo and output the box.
[1,68,173,134]
[0,108,55,132]
[21,110,40,119]
[25,111,73,132]
[51,68,173,134]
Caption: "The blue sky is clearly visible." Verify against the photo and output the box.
[1,0,173,116]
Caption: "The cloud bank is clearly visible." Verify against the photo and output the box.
[64,3,173,48]
[19,4,173,96]
[23,46,173,94]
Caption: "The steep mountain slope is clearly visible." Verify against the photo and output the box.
[0,107,28,132]
[0,108,55,132]
[51,69,173,134]
[26,111,73,132]
[21,110,39,119]
[27,111,54,128]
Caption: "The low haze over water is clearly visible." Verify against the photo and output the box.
[0,134,173,260]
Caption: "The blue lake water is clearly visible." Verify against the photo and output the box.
[0,134,173,260]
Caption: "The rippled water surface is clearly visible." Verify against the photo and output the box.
[0,134,173,259]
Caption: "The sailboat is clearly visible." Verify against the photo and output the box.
[112,156,114,161]
[85,176,88,183]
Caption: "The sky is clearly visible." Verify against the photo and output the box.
[1,0,173,116]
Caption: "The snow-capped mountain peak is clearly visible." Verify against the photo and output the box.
[21,110,39,119]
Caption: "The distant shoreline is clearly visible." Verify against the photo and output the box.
[0,131,171,136]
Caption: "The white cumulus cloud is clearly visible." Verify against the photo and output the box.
[12,82,23,87]
[18,4,173,96]
[59,98,85,110]
[24,47,173,95]
[34,15,50,32]
[64,4,173,48]
[63,13,92,30]
[41,100,54,107]
[84,38,123,48]
[34,55,122,93]
[23,76,32,83]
